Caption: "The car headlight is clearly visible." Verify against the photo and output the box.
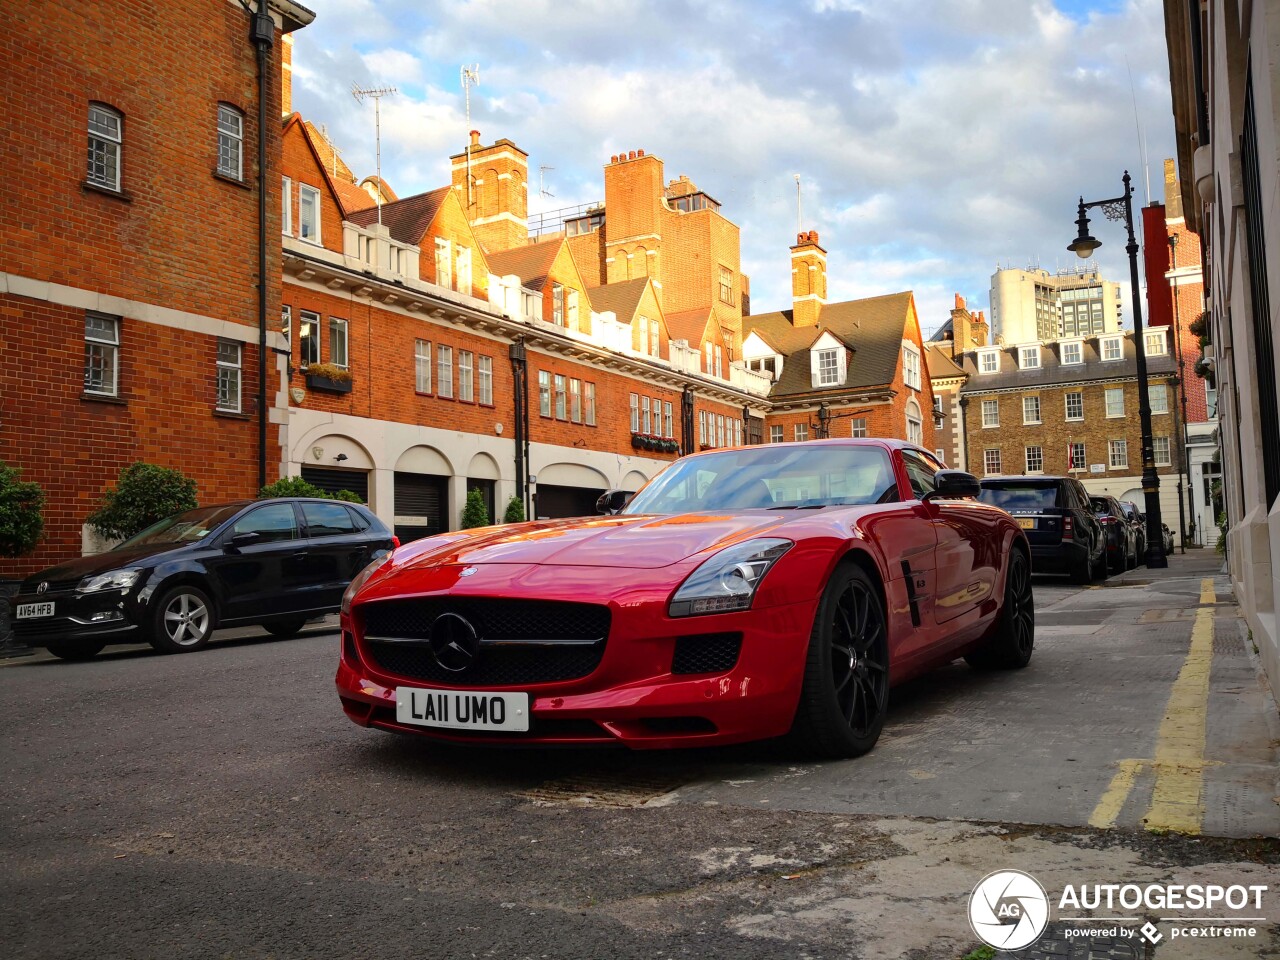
[341,552,392,616]
[668,538,793,618]
[78,569,142,593]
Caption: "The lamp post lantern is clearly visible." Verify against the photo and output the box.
[1068,171,1167,567]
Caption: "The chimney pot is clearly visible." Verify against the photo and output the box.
[955,293,965,309]
[470,129,480,147]
[637,149,645,157]
[610,155,618,164]
[810,230,819,244]
[628,150,636,160]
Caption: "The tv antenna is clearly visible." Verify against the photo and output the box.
[461,64,480,207]
[352,83,397,226]
[794,174,803,233]
[319,123,343,178]
[540,165,555,199]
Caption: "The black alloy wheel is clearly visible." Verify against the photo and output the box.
[264,617,308,638]
[966,547,1035,670]
[46,642,106,661]
[790,563,890,758]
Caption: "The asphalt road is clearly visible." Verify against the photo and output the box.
[2,561,1277,960]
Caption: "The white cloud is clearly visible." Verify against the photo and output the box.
[292,0,1175,336]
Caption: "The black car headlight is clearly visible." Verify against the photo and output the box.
[78,569,142,593]
[341,552,391,616]
[668,538,793,618]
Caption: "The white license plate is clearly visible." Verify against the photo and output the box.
[395,687,530,732]
[16,602,55,619]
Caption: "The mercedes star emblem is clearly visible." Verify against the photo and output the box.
[428,612,480,672]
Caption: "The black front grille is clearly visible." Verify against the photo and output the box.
[360,597,610,686]
[20,578,80,595]
[672,632,742,675]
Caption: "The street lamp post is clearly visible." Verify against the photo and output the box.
[1067,171,1168,567]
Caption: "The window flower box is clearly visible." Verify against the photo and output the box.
[631,433,678,454]
[304,363,353,394]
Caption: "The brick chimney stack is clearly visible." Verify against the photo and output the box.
[450,131,529,253]
[790,230,826,327]
[948,294,989,357]
[281,35,294,116]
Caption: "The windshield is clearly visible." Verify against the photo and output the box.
[116,504,245,548]
[978,484,1060,512]
[623,445,898,515]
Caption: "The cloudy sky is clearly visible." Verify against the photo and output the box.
[289,0,1175,337]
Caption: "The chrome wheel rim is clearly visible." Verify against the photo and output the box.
[163,593,210,646]
[1007,557,1035,656]
[829,579,888,738]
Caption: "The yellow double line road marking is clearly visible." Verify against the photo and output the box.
[1089,578,1217,834]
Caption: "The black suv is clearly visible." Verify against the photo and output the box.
[978,476,1107,583]
[9,498,396,660]
[1090,494,1138,574]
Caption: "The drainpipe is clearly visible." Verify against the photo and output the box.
[508,338,528,513]
[250,4,273,491]
[681,386,696,455]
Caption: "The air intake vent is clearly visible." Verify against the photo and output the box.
[672,632,742,675]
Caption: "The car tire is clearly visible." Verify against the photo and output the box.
[264,617,308,638]
[1092,545,1108,581]
[965,548,1034,671]
[149,584,216,654]
[46,642,106,661]
[1071,549,1092,584]
[788,563,890,759]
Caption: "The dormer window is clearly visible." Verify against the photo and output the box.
[1018,344,1041,370]
[978,348,999,374]
[1144,328,1168,356]
[1100,335,1123,361]
[1060,340,1083,365]
[817,348,840,385]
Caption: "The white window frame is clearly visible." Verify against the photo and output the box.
[642,396,652,434]
[1105,387,1125,418]
[84,312,120,396]
[664,401,673,438]
[554,374,567,419]
[983,448,1001,475]
[817,348,840,386]
[1109,439,1129,469]
[699,410,707,445]
[903,345,922,389]
[715,344,723,379]
[718,265,734,304]
[569,378,582,423]
[456,246,472,294]
[1018,344,1041,370]
[794,422,808,442]
[458,350,474,402]
[585,382,596,426]
[1153,436,1172,466]
[649,317,660,356]
[1065,391,1084,421]
[1150,383,1170,414]
[281,304,292,354]
[1060,340,1083,365]
[298,310,320,367]
[978,349,999,374]
[1025,445,1044,473]
[299,184,321,244]
[87,103,122,191]
[1144,329,1168,357]
[539,370,551,417]
[630,393,640,432]
[981,399,999,428]
[437,345,453,399]
[328,317,348,370]
[435,238,452,289]
[567,289,579,331]
[1022,395,1041,425]
[770,424,784,443]
[415,339,431,393]
[1101,335,1123,361]
[478,355,493,406]
[1068,442,1086,471]
[552,284,565,325]
[215,339,242,412]
[851,417,868,438]
[216,104,244,180]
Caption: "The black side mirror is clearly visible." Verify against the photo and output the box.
[924,469,980,501]
[595,490,631,515]
[225,531,262,550]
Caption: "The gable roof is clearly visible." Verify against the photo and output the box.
[331,178,377,216]
[666,306,712,347]
[485,241,563,293]
[588,277,651,322]
[346,187,449,246]
[924,341,966,379]
[743,292,914,396]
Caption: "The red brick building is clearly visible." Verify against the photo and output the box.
[0,0,314,575]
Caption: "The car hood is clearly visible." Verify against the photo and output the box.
[394,512,802,572]
[22,543,191,585]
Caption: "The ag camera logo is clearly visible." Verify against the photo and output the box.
[969,869,1050,950]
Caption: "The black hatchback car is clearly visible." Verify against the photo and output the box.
[9,498,396,660]
[978,476,1107,583]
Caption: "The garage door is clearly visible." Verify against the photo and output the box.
[535,483,604,520]
[394,472,448,543]
[300,466,369,503]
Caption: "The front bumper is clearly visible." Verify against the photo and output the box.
[9,588,145,647]
[335,594,819,750]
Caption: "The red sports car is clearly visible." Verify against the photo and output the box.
[336,440,1033,757]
